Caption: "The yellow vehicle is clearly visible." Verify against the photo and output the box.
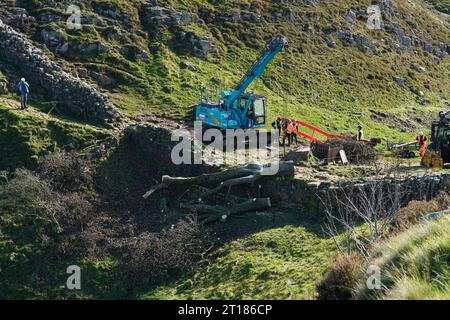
[421,111,450,168]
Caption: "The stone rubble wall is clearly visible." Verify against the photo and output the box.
[0,18,122,126]
[263,173,450,211]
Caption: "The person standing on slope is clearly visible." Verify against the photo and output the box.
[17,78,30,110]
[417,131,428,157]
[356,125,364,141]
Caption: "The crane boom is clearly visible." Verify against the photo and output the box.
[194,34,288,130]
[224,35,288,109]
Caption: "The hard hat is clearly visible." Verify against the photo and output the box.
[21,78,25,82]
[420,131,424,135]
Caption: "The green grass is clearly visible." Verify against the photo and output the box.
[426,0,450,13]
[141,213,339,300]
[0,167,126,299]
[118,0,449,144]
[0,102,110,170]
[1,0,449,300]
[356,216,450,300]
[18,0,450,144]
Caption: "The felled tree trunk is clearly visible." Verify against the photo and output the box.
[181,198,272,224]
[143,161,294,199]
[143,161,294,224]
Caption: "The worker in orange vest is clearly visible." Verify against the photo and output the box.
[283,120,296,147]
[289,120,298,145]
[417,131,427,157]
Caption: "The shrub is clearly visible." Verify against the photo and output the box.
[123,216,212,286]
[47,192,96,256]
[0,169,56,239]
[316,253,363,300]
[38,152,93,192]
[0,168,96,254]
[390,191,450,234]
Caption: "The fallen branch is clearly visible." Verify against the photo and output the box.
[200,173,262,198]
[143,161,294,199]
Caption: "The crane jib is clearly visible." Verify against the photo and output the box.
[224,35,288,109]
[195,34,288,130]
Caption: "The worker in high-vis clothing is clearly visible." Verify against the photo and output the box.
[287,120,298,146]
[17,78,30,110]
[417,131,428,157]
[282,119,296,147]
[356,125,364,141]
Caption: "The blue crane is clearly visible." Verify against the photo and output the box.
[195,35,288,130]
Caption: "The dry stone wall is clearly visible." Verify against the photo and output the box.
[0,18,122,126]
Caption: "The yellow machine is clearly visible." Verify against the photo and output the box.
[421,150,444,168]
[421,111,450,168]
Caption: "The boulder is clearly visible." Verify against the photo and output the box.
[40,28,66,50]
[180,61,196,71]
[346,10,357,22]
[394,76,405,86]
[141,5,197,28]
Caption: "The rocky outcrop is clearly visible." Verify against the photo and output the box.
[335,29,378,54]
[141,4,218,59]
[0,18,121,126]
[0,4,36,30]
[334,2,449,58]
[141,5,197,27]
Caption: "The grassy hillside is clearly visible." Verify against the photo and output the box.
[427,0,450,13]
[356,216,450,300]
[0,99,110,170]
[3,0,448,141]
[0,166,125,299]
[0,0,449,301]
[142,212,339,300]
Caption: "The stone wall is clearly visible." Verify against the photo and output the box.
[0,18,122,126]
[263,174,450,212]
[124,124,213,178]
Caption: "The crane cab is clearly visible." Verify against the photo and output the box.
[195,94,267,130]
[233,94,267,129]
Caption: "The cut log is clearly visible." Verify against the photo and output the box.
[200,173,262,198]
[143,161,294,199]
[162,161,294,186]
[181,198,272,224]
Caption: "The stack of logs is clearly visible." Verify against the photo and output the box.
[143,161,295,224]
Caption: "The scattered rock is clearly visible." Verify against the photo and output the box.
[138,50,149,60]
[412,63,426,73]
[91,72,115,88]
[394,76,405,86]
[346,10,357,22]
[77,68,89,78]
[180,61,196,71]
